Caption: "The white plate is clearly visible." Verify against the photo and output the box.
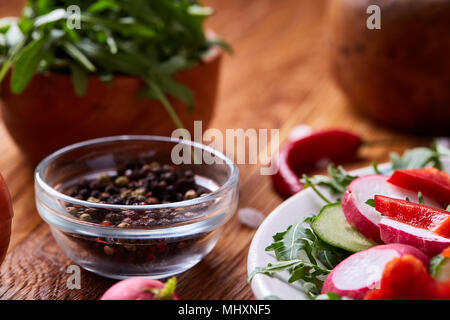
[247,160,450,300]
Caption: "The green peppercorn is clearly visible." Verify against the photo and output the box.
[123,244,136,252]
[120,190,132,199]
[66,206,79,215]
[117,222,130,228]
[150,161,161,172]
[131,188,146,197]
[184,189,198,200]
[79,213,92,222]
[104,245,115,256]
[98,173,111,185]
[115,176,129,187]
[87,196,100,203]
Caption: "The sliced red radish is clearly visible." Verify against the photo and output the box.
[321,244,429,300]
[0,174,13,266]
[101,277,180,300]
[342,175,439,243]
[271,129,361,198]
[379,218,450,257]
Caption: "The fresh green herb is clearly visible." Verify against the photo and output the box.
[372,161,381,174]
[365,199,375,207]
[302,175,332,204]
[249,217,348,299]
[446,204,450,211]
[0,0,229,128]
[430,254,446,278]
[69,61,87,96]
[302,164,357,196]
[304,141,450,200]
[151,277,177,300]
[417,192,425,205]
[11,36,47,94]
[390,141,450,171]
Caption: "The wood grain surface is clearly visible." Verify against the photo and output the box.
[0,0,433,300]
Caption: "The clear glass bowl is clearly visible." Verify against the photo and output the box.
[35,136,239,279]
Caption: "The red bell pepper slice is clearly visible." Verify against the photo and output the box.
[388,167,450,207]
[365,255,450,300]
[374,195,450,237]
[0,174,13,265]
[271,129,361,198]
[443,246,450,258]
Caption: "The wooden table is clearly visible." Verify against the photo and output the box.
[0,0,431,299]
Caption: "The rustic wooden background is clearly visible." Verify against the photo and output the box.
[0,0,432,299]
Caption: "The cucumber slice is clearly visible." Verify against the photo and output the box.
[430,255,450,281]
[312,203,377,252]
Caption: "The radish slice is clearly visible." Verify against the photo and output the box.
[380,218,450,257]
[321,244,429,300]
[342,175,439,243]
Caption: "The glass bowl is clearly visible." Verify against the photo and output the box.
[35,135,239,279]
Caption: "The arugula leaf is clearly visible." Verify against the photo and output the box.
[0,0,229,129]
[372,161,381,174]
[69,62,87,96]
[11,35,46,94]
[430,254,446,278]
[418,192,425,205]
[266,220,316,261]
[390,141,450,171]
[88,0,119,13]
[302,164,357,197]
[302,175,332,204]
[365,199,375,207]
[250,217,348,299]
[62,42,96,72]
[0,25,10,34]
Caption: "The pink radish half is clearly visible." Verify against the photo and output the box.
[380,218,450,258]
[321,244,429,300]
[342,175,439,243]
[101,277,180,300]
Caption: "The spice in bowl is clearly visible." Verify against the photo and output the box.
[64,161,210,227]
[59,161,216,273]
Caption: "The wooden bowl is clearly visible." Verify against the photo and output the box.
[326,0,450,134]
[0,46,222,164]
